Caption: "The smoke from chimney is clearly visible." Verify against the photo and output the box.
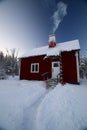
[52,1,68,33]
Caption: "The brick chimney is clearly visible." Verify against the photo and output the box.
[48,34,56,48]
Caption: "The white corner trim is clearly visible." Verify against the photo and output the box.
[19,59,21,79]
[75,51,79,83]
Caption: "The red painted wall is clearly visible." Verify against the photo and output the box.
[61,51,77,83]
[20,55,52,80]
[20,51,78,84]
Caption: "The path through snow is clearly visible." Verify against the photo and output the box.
[36,83,87,130]
[21,90,49,130]
[0,78,87,130]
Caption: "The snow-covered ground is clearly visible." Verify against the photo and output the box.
[0,77,87,130]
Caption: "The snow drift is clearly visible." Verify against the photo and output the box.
[0,77,87,130]
[36,83,87,130]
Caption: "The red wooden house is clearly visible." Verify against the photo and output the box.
[19,35,80,84]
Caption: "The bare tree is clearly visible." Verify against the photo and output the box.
[6,48,19,77]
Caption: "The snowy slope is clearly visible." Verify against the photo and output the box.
[37,83,87,130]
[0,77,47,130]
[0,77,87,130]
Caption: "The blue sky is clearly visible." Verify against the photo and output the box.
[0,0,87,56]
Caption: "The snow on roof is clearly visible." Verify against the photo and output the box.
[20,39,80,58]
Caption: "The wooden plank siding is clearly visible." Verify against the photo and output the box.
[20,55,52,80]
[61,51,78,84]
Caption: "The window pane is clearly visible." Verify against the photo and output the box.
[36,64,38,72]
[32,65,34,71]
[54,63,58,67]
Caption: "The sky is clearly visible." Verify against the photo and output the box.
[0,0,87,56]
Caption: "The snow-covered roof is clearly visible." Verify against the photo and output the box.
[20,39,80,58]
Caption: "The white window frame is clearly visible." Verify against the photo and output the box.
[31,63,39,73]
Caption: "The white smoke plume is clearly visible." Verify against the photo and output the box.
[52,1,68,33]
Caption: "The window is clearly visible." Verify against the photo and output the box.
[31,63,39,73]
[53,62,59,67]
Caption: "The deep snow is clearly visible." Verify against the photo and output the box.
[0,77,87,130]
